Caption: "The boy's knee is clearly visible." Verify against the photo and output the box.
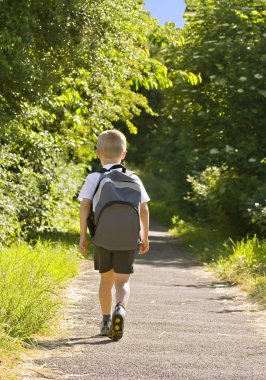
[114,273,130,284]
[100,270,114,283]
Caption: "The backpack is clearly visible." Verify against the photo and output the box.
[87,164,142,251]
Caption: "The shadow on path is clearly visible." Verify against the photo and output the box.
[36,335,114,351]
[136,220,199,269]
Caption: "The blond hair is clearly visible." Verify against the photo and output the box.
[97,129,126,160]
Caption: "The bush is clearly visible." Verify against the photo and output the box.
[40,162,84,233]
[0,123,84,246]
[187,165,266,236]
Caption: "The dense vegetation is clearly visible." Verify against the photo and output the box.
[128,0,266,238]
[0,0,174,246]
[125,0,266,300]
[0,0,265,362]
[3,0,263,244]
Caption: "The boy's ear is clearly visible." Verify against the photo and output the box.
[121,150,127,160]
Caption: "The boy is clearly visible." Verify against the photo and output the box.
[78,129,149,340]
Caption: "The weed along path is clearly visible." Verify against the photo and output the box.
[18,221,266,380]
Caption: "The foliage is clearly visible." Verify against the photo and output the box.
[127,1,266,303]
[0,0,105,108]
[0,120,83,245]
[186,165,259,235]
[128,0,266,237]
[0,0,171,244]
[179,0,266,235]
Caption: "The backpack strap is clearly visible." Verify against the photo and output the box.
[87,167,108,236]
[108,164,126,173]
[92,167,108,174]
[92,164,126,174]
[108,164,135,176]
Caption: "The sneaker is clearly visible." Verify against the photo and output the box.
[108,303,126,341]
[100,319,112,336]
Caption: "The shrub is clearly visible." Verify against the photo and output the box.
[186,165,266,236]
[0,131,84,246]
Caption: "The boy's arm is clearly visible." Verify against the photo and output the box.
[139,202,149,255]
[79,199,92,256]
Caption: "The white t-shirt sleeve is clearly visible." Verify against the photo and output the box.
[78,173,100,201]
[133,175,150,203]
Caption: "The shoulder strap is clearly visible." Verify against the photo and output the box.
[92,167,108,174]
[89,168,108,214]
[108,164,126,173]
[92,164,126,174]
[107,164,135,176]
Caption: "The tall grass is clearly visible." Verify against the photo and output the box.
[0,333,22,378]
[0,240,79,340]
[216,236,266,301]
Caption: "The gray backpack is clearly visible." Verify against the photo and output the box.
[88,165,141,251]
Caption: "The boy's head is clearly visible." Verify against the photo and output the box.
[97,129,127,163]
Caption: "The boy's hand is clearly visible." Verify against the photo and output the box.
[138,238,149,255]
[79,237,89,257]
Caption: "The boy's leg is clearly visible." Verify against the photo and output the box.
[94,245,114,316]
[101,249,134,340]
[114,273,131,307]
[112,249,135,306]
[99,270,114,315]
[99,270,114,336]
[107,273,130,341]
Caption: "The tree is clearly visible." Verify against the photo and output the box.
[129,0,266,235]
[0,0,170,244]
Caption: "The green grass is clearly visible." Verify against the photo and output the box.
[0,218,82,341]
[0,240,79,340]
[0,213,88,380]
[215,236,266,302]
[0,221,83,377]
[0,335,22,380]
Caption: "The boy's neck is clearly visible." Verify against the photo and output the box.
[101,160,121,166]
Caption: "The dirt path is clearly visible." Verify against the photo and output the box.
[18,222,266,379]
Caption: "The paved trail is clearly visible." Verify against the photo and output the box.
[19,222,266,379]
